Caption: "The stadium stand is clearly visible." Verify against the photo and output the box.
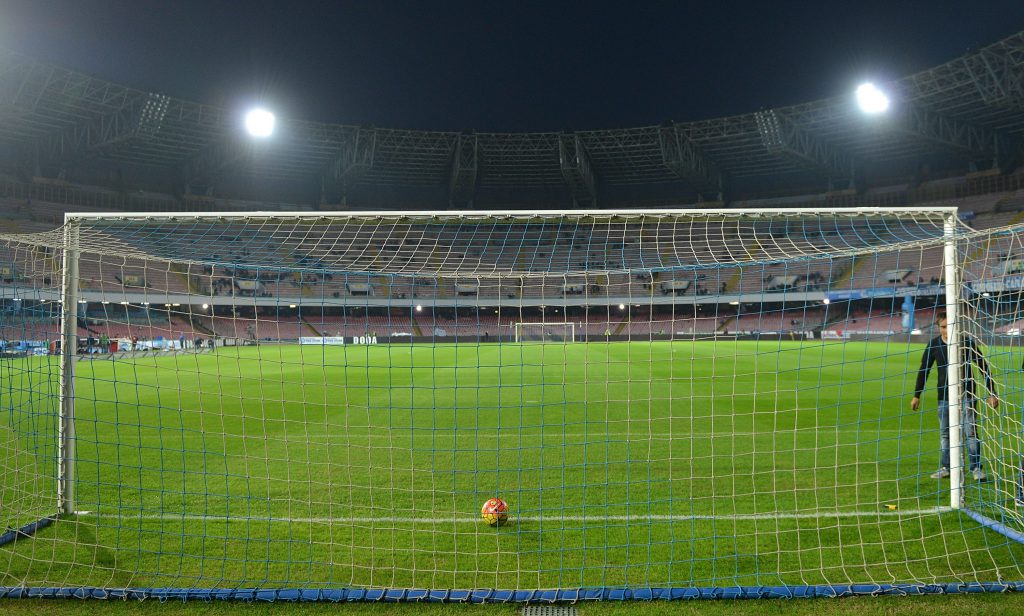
[6,188,1024,304]
[730,309,828,333]
[7,186,1024,346]
[195,315,311,340]
[86,317,199,343]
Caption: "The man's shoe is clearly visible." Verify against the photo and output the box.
[930,468,951,479]
[972,468,988,482]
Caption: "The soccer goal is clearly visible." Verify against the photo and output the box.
[0,208,1023,602]
[513,321,577,343]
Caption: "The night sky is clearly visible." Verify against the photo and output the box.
[2,1,1024,132]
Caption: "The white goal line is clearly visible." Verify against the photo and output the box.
[173,428,919,442]
[74,508,953,525]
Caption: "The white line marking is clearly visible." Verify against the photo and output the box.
[74,507,952,525]
[169,429,920,441]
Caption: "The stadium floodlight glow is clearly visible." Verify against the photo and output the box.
[856,82,890,114]
[201,303,209,310]
[823,298,831,305]
[415,305,423,312]
[618,304,626,310]
[244,107,276,138]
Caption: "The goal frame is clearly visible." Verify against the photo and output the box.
[50,207,966,504]
[513,321,577,343]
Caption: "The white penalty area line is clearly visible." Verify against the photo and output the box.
[73,507,953,525]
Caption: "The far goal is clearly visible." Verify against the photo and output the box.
[513,321,577,343]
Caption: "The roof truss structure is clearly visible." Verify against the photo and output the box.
[755,109,857,186]
[2,30,1024,205]
[658,125,724,197]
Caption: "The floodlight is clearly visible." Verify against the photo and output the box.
[855,83,889,114]
[823,298,831,305]
[245,108,276,138]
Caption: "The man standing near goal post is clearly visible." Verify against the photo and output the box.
[910,312,998,481]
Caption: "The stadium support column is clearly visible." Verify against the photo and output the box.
[321,127,376,205]
[449,132,478,207]
[558,134,597,207]
[943,212,963,509]
[658,124,726,201]
[58,218,80,516]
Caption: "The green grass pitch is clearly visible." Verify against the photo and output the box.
[2,339,1023,592]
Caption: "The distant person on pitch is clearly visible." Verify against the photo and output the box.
[910,313,998,481]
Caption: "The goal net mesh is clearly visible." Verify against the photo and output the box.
[0,209,1022,600]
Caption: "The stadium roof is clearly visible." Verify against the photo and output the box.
[1,29,1023,207]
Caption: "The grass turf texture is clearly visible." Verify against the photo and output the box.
[2,340,1024,593]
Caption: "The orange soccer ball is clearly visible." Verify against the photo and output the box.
[481,497,509,527]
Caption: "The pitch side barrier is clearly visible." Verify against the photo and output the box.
[294,333,820,344]
[287,333,1022,344]
[200,333,1024,345]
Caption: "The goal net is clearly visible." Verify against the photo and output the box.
[0,208,1022,601]
[514,321,576,343]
